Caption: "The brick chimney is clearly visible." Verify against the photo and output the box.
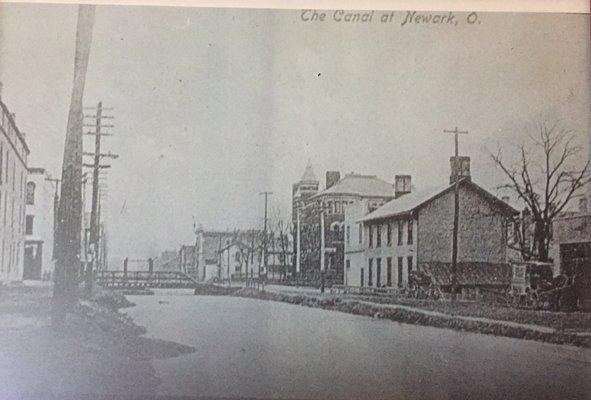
[394,175,411,198]
[326,171,340,190]
[502,195,510,204]
[450,156,471,184]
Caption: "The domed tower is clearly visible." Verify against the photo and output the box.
[292,162,319,223]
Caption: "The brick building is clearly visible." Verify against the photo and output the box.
[346,157,517,290]
[293,164,398,284]
[0,87,30,282]
[23,167,58,280]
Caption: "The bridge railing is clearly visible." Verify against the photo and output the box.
[95,270,198,289]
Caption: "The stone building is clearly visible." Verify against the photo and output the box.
[346,157,517,290]
[0,88,30,282]
[293,163,399,284]
[23,167,58,280]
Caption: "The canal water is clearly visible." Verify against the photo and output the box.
[125,289,591,400]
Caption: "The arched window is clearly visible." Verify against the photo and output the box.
[330,221,341,235]
[26,182,35,205]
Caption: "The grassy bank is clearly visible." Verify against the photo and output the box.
[234,288,591,348]
[0,284,195,398]
[343,294,591,333]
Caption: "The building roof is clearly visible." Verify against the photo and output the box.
[200,230,261,263]
[311,173,394,199]
[0,99,30,154]
[418,261,512,287]
[300,162,318,183]
[358,179,518,222]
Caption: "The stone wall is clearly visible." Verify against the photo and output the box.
[417,185,508,264]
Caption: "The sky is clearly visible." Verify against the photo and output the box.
[0,4,589,263]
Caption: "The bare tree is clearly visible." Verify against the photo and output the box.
[276,219,292,280]
[490,122,590,261]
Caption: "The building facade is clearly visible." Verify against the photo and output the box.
[0,90,30,282]
[154,249,179,272]
[293,164,399,284]
[23,167,57,280]
[193,228,261,281]
[346,157,517,290]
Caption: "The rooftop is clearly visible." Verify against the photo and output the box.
[311,173,394,199]
[0,99,30,155]
[300,162,318,183]
[359,179,518,222]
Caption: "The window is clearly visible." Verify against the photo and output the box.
[397,257,403,287]
[407,220,413,245]
[407,256,413,277]
[26,182,35,205]
[369,225,373,248]
[376,224,381,247]
[25,215,33,235]
[387,223,392,246]
[397,221,403,245]
[386,257,392,286]
[346,225,350,246]
[360,267,364,287]
[376,258,382,287]
[332,222,340,235]
[358,224,362,244]
[368,258,373,286]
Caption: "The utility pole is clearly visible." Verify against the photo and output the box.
[52,5,96,328]
[82,101,118,295]
[443,126,468,300]
[296,208,301,279]
[259,191,273,281]
[320,205,326,293]
[46,177,61,260]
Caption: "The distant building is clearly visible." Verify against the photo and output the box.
[193,228,261,281]
[23,167,57,280]
[0,85,30,282]
[292,161,320,225]
[293,164,397,284]
[154,249,179,272]
[346,157,517,292]
[550,201,591,278]
[179,244,196,273]
[218,239,259,281]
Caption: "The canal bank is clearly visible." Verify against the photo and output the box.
[228,287,591,348]
[0,284,195,398]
